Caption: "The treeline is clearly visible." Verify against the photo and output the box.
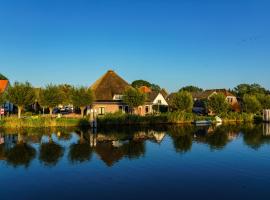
[0,82,94,118]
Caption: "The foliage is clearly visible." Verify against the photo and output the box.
[71,87,94,116]
[256,94,270,109]
[242,94,262,114]
[207,93,229,115]
[179,85,203,93]
[171,91,193,112]
[38,84,62,114]
[123,88,146,111]
[6,82,36,118]
[0,92,5,105]
[0,116,90,128]
[0,73,8,80]
[234,83,267,98]
[131,80,161,92]
[58,84,73,105]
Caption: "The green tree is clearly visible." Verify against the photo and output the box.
[179,85,203,93]
[207,93,229,115]
[234,83,267,98]
[131,80,161,92]
[38,84,62,116]
[71,87,94,117]
[123,88,146,113]
[256,94,270,109]
[242,94,262,113]
[0,92,5,106]
[6,82,36,118]
[0,73,8,80]
[58,84,72,105]
[171,91,193,112]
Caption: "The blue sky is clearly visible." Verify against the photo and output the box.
[0,0,269,92]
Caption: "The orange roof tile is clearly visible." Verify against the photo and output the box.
[0,80,8,93]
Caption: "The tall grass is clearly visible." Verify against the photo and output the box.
[0,116,89,128]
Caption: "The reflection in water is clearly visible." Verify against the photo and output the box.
[69,131,93,163]
[39,135,64,166]
[0,124,270,168]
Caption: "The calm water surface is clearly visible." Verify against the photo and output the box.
[1,124,270,200]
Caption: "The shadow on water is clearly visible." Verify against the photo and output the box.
[0,123,270,168]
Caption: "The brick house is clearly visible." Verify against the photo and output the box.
[90,70,131,115]
[192,89,241,114]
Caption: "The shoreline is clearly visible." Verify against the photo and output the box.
[0,113,257,128]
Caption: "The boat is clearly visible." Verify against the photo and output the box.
[193,120,212,126]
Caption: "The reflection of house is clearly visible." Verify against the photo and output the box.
[90,70,130,115]
[263,123,270,136]
[192,89,240,114]
[0,80,13,112]
[135,86,168,115]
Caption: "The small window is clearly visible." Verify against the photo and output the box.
[98,107,105,115]
[157,100,162,104]
[145,106,149,113]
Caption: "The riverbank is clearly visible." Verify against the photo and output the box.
[0,112,256,128]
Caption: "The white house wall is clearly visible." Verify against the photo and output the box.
[153,93,168,106]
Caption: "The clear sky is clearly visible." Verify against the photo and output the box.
[0,0,269,92]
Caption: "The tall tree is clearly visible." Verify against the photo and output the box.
[207,93,229,115]
[6,82,36,118]
[171,91,194,112]
[38,84,62,116]
[256,94,270,109]
[242,94,262,113]
[123,88,146,113]
[71,87,94,117]
[234,83,267,98]
[179,85,203,93]
[58,84,72,105]
[131,80,161,92]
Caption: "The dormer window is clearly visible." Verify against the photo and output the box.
[113,94,123,100]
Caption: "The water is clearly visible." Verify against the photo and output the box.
[1,124,270,200]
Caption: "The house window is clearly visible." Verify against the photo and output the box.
[113,95,123,100]
[119,106,123,112]
[98,107,105,115]
[125,106,129,113]
[145,106,149,113]
[157,100,162,104]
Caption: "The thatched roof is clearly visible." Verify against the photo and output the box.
[90,70,130,101]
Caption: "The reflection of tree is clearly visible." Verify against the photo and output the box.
[241,124,270,150]
[205,127,229,150]
[168,126,194,153]
[39,136,64,166]
[6,143,36,168]
[95,140,145,167]
[69,132,93,164]
[122,141,145,159]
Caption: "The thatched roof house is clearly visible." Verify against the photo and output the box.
[90,70,131,115]
[90,70,130,101]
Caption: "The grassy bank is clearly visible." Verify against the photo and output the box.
[0,112,256,128]
[97,112,255,125]
[0,116,90,128]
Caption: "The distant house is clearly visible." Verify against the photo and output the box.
[0,80,13,113]
[90,70,131,115]
[192,89,240,114]
[135,86,168,115]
